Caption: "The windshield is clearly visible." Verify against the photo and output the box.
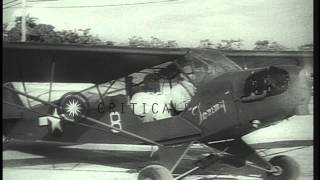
[176,49,242,84]
[192,49,242,77]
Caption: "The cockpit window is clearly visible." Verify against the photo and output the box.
[175,56,210,84]
[127,61,197,122]
[191,49,242,78]
[175,49,242,84]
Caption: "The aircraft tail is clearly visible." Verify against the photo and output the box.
[3,83,25,119]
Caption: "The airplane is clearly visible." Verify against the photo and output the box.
[3,42,313,180]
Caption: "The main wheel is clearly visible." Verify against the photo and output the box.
[138,165,174,180]
[264,155,300,180]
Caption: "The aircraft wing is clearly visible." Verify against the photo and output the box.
[221,50,313,69]
[250,140,313,149]
[3,42,188,83]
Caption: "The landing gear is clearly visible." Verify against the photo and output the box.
[138,165,174,180]
[138,140,301,180]
[264,155,300,180]
[206,139,301,180]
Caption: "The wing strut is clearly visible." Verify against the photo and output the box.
[102,80,116,97]
[21,81,32,108]
[3,85,163,146]
[95,84,104,103]
[48,60,55,103]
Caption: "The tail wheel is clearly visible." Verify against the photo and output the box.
[265,155,300,180]
[138,165,174,180]
[57,92,89,122]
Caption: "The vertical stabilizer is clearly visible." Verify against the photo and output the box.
[3,83,25,119]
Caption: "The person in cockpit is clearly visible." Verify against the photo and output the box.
[170,74,196,112]
[130,73,196,122]
[130,74,171,122]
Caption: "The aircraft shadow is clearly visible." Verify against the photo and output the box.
[4,140,311,179]
[3,141,152,170]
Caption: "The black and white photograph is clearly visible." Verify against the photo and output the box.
[3,0,314,180]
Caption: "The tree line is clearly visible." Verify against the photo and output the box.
[3,16,313,51]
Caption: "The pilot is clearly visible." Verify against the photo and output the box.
[130,73,196,122]
[169,74,196,112]
[157,64,196,112]
[130,74,171,122]
[143,74,160,92]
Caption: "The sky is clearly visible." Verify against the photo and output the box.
[3,0,313,49]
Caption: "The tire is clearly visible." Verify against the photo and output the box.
[264,155,300,180]
[138,165,174,180]
[57,92,89,122]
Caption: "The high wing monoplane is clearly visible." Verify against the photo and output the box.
[3,42,313,180]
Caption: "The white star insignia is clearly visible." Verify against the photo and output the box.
[38,109,63,133]
[48,109,62,133]
[65,99,82,117]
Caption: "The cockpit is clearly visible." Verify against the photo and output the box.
[125,49,242,122]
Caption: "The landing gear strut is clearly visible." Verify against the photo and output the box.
[137,141,300,180]
[263,155,300,180]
